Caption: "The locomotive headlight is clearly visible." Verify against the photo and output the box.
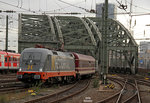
[39,68,43,72]
[19,68,22,71]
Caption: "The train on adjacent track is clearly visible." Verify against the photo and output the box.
[0,51,20,74]
[17,48,96,84]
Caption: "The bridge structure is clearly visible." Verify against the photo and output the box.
[18,14,138,79]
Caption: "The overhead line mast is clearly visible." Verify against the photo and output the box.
[101,0,108,84]
[129,0,133,32]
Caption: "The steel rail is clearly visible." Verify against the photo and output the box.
[122,79,141,103]
[135,80,142,103]
[0,87,26,94]
[138,79,150,87]
[96,78,124,103]
[49,79,90,103]
[25,81,79,103]
[116,79,127,103]
[0,79,17,83]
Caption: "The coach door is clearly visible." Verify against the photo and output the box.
[4,56,11,68]
[13,56,17,68]
[4,56,8,67]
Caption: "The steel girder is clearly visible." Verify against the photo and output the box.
[18,14,138,74]
[18,14,59,52]
[89,18,138,74]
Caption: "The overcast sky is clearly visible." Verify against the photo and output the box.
[0,0,150,52]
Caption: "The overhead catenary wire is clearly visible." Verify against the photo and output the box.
[57,0,87,11]
[54,0,67,13]
[0,1,150,16]
[126,0,150,12]
[0,0,37,13]
[57,0,95,13]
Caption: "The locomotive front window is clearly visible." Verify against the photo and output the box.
[23,52,41,61]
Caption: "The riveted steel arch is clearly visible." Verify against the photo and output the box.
[18,14,60,52]
[55,16,97,57]
[18,14,138,74]
[89,17,138,74]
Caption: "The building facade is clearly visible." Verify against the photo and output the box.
[139,41,150,69]
[96,3,117,19]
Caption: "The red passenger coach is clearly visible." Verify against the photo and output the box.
[0,51,20,73]
[73,53,96,76]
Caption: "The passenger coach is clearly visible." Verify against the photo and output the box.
[0,51,20,73]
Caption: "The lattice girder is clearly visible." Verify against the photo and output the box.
[18,14,138,74]
[89,17,138,74]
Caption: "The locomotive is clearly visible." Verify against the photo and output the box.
[0,51,20,74]
[17,48,96,84]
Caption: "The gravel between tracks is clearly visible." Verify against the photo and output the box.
[3,74,150,103]
[8,83,76,103]
[62,78,121,103]
[7,77,120,103]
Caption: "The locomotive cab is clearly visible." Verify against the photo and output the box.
[17,48,51,83]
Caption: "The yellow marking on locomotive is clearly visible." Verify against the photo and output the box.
[30,65,33,70]
[51,56,55,70]
[27,65,33,70]
[27,65,30,70]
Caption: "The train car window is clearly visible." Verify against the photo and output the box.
[52,51,58,55]
[13,57,17,61]
[5,57,7,62]
[9,57,11,61]
[23,52,41,60]
[9,57,13,61]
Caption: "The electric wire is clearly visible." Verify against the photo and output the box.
[126,0,150,12]
[57,0,93,13]
[0,0,37,13]
[54,0,67,13]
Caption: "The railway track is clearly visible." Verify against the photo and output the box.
[0,81,23,88]
[25,79,90,103]
[96,77,142,103]
[0,74,22,89]
[0,74,16,78]
[0,78,17,83]
[0,86,26,94]
[96,78,124,103]
[121,79,141,103]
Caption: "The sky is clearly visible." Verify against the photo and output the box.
[0,0,150,52]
